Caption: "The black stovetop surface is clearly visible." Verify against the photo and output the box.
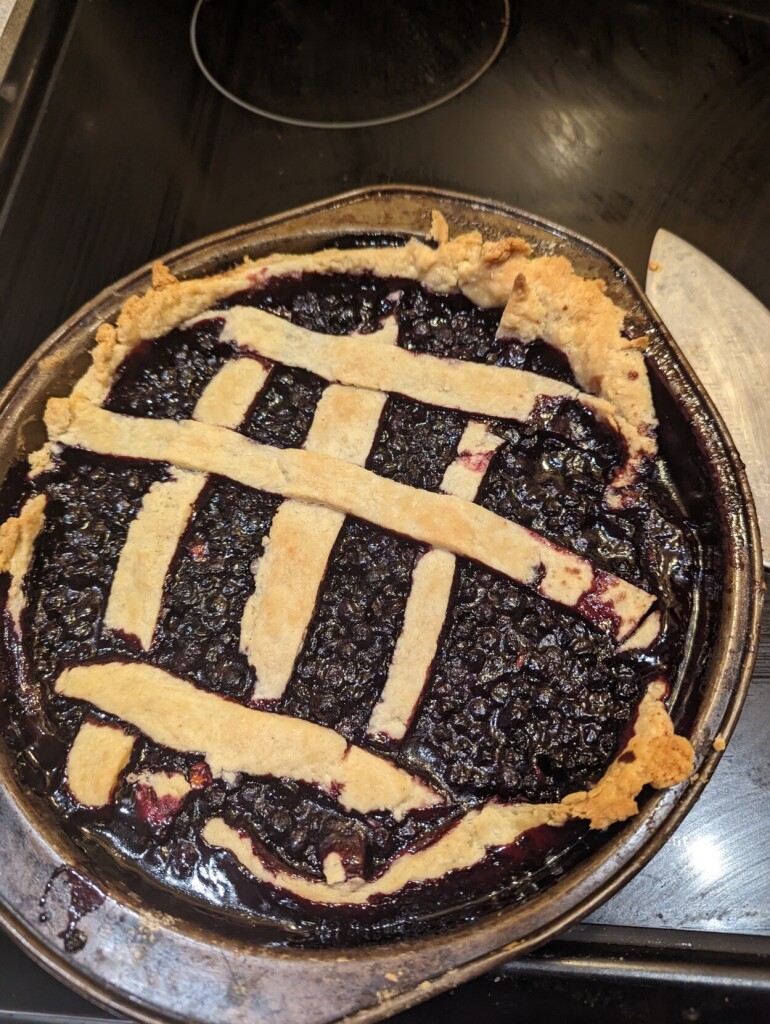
[0,1,768,1021]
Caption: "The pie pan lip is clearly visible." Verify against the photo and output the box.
[0,185,762,1024]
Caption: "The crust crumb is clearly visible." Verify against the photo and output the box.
[712,735,726,752]
[151,262,178,288]
[429,210,450,245]
[482,236,531,264]
[648,260,662,273]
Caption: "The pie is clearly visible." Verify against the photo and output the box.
[0,213,695,942]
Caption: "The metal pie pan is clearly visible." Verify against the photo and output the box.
[0,186,763,1024]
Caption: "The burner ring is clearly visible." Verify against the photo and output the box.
[190,0,511,129]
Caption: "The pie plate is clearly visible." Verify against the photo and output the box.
[0,187,762,1024]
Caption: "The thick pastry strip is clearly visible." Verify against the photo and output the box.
[104,357,271,649]
[46,399,655,642]
[367,423,504,741]
[0,493,46,630]
[244,382,390,701]
[55,662,442,819]
[202,681,693,905]
[66,720,135,807]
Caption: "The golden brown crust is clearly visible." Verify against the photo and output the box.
[100,217,654,481]
[2,213,694,912]
[0,494,46,628]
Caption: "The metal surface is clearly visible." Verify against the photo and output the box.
[586,681,770,934]
[0,185,763,1024]
[647,230,770,566]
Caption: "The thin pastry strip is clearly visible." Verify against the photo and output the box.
[0,494,46,630]
[104,357,271,649]
[54,663,442,820]
[45,400,655,642]
[202,681,693,905]
[367,423,504,741]
[244,382,391,701]
[66,720,135,807]
[105,470,207,648]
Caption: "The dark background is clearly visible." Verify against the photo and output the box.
[0,1,768,1021]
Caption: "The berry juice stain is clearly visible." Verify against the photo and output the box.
[39,865,105,953]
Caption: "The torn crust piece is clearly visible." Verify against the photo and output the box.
[44,399,655,643]
[66,720,135,807]
[496,264,656,505]
[0,494,46,631]
[55,662,443,820]
[202,681,693,905]
[128,770,193,828]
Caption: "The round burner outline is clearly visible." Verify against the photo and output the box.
[190,0,511,129]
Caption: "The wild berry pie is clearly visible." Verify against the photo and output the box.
[0,213,695,941]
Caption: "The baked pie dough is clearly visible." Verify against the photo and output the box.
[0,213,694,937]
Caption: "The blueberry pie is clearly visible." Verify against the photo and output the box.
[0,213,694,940]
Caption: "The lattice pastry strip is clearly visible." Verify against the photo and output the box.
[367,421,504,742]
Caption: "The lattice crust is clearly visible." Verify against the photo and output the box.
[200,681,692,903]
[35,215,655,495]
[0,214,696,915]
[243,320,397,701]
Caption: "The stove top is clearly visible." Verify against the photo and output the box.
[0,1,768,1020]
